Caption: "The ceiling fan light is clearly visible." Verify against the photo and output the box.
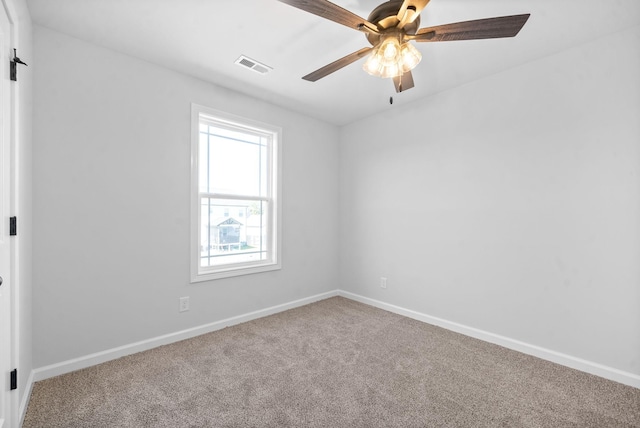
[379,37,401,66]
[364,38,419,79]
[380,37,400,62]
[380,63,401,79]
[363,49,384,77]
[400,42,422,72]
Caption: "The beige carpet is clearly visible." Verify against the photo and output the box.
[23,297,640,427]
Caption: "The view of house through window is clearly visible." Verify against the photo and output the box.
[192,105,280,281]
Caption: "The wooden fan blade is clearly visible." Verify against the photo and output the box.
[277,0,378,33]
[397,0,430,29]
[412,14,530,42]
[302,47,373,82]
[392,71,415,93]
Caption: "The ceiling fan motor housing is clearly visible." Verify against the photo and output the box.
[365,0,421,46]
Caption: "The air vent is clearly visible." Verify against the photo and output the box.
[235,55,272,75]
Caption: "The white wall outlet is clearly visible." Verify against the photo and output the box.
[380,277,387,289]
[179,296,190,312]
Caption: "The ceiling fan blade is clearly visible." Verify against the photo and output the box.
[277,0,378,33]
[303,47,374,82]
[411,14,530,42]
[397,0,431,29]
[392,71,415,93]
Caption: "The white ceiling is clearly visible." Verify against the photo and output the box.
[26,0,640,126]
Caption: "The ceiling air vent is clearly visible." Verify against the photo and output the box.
[235,55,272,75]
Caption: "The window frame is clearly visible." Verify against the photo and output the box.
[190,104,282,282]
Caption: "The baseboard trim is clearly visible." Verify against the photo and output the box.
[32,290,338,383]
[338,290,640,389]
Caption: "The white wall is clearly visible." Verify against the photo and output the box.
[339,25,640,376]
[32,25,339,368]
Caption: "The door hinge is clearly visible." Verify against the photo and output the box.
[9,216,17,236]
[10,49,28,82]
[10,369,17,390]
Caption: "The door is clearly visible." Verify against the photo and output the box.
[0,3,13,427]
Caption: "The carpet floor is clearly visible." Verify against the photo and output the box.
[23,296,640,427]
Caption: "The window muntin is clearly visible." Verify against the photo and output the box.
[191,105,280,281]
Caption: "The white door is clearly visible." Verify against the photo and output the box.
[0,3,14,427]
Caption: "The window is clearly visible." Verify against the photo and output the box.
[191,104,281,281]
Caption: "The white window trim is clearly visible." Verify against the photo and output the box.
[190,104,282,282]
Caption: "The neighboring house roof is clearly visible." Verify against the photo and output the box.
[211,217,243,226]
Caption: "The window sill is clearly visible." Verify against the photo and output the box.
[190,261,281,283]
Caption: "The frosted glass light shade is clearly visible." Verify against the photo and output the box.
[379,37,401,65]
[363,48,383,76]
[363,39,422,78]
[400,42,422,72]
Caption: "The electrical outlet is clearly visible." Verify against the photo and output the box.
[179,296,190,312]
[380,277,387,289]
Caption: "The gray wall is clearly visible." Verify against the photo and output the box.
[339,25,640,375]
[32,26,340,367]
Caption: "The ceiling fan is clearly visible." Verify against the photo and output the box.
[276,0,530,93]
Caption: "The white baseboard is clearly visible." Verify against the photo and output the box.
[338,290,640,389]
[32,290,338,383]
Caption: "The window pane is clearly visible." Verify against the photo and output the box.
[260,138,268,196]
[199,125,268,197]
[199,132,209,192]
[200,198,269,268]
